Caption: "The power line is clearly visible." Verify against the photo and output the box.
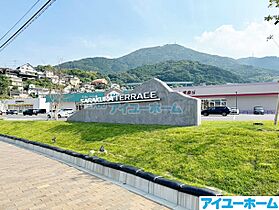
[0,0,41,43]
[0,0,56,53]
[0,0,56,51]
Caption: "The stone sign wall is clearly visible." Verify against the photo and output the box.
[68,78,201,126]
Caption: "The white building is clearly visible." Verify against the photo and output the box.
[16,63,37,78]
[174,82,279,114]
[65,75,80,87]
[1,98,50,112]
[111,83,120,90]
[43,70,59,84]
[63,85,74,94]
[28,86,50,97]
[45,70,54,78]
[0,101,5,112]
[46,75,66,86]
[37,71,45,79]
[5,74,23,87]
[80,83,95,92]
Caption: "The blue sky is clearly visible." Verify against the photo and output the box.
[0,0,276,67]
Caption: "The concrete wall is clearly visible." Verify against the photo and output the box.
[226,95,278,113]
[174,82,279,96]
[59,102,77,111]
[68,78,201,126]
[0,101,5,112]
[38,98,50,112]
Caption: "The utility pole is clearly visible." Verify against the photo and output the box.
[274,81,279,125]
[235,91,238,109]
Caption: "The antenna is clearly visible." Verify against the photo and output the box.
[13,60,17,68]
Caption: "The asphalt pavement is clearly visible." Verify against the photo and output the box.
[0,114,66,121]
[201,114,275,121]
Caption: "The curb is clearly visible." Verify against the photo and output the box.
[0,134,221,210]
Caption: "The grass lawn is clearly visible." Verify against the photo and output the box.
[0,120,278,195]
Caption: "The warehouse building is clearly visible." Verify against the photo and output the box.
[174,82,279,114]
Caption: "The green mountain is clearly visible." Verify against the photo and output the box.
[108,60,246,85]
[58,57,129,74]
[58,44,279,82]
[238,56,279,71]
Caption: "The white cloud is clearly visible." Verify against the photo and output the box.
[191,21,279,58]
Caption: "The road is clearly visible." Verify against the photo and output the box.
[0,140,168,210]
[0,114,66,121]
[201,114,275,121]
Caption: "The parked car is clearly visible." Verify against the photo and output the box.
[47,108,74,118]
[201,106,231,116]
[23,109,39,116]
[253,106,264,115]
[47,110,55,119]
[6,110,18,115]
[230,107,240,115]
[57,108,74,118]
[37,109,46,114]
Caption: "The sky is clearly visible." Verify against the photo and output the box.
[0,0,278,67]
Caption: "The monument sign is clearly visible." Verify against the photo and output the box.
[68,78,201,126]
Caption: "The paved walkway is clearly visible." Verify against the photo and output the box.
[0,141,169,210]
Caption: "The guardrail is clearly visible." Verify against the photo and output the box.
[0,134,221,210]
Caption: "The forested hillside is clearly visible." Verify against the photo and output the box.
[108,60,245,85]
[58,44,279,82]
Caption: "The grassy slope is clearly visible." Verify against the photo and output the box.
[0,120,278,195]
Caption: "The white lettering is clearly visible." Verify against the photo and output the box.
[114,95,119,101]
[150,91,157,99]
[130,93,137,100]
[137,93,143,100]
[143,92,150,99]
[107,96,114,102]
[90,97,99,103]
[80,91,159,104]
[119,95,124,101]
[124,94,130,101]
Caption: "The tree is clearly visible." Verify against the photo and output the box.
[265,1,279,125]
[0,75,10,96]
[48,58,67,120]
[61,68,102,83]
[35,65,55,72]
[265,0,279,24]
